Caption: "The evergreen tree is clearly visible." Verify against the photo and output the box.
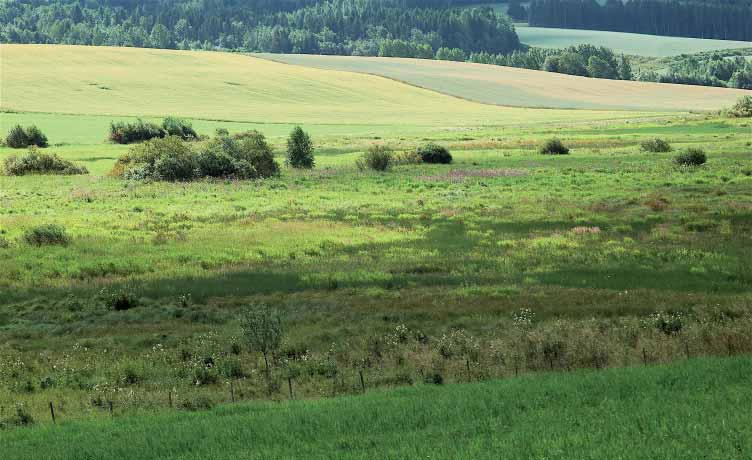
[286,126,315,169]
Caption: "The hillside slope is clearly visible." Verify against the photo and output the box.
[0,44,649,128]
[260,53,750,111]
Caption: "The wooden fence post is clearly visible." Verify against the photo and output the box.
[288,377,293,399]
[230,381,235,403]
[359,370,365,393]
[49,402,56,424]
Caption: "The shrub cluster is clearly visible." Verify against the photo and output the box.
[640,138,672,153]
[416,143,453,164]
[539,138,570,155]
[23,224,70,247]
[3,147,88,176]
[674,148,707,166]
[357,145,393,172]
[4,125,48,148]
[109,117,199,144]
[286,126,315,169]
[727,95,752,118]
[111,131,279,181]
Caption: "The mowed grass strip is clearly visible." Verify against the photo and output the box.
[260,53,750,111]
[516,26,752,57]
[1,44,648,127]
[5,356,751,460]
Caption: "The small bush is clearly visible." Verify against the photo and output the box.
[674,148,707,166]
[179,395,213,411]
[357,145,393,172]
[105,289,140,311]
[539,138,570,155]
[112,136,195,181]
[109,119,166,144]
[23,224,70,247]
[640,138,672,153]
[286,126,315,169]
[162,116,198,140]
[393,150,423,165]
[3,147,88,176]
[5,124,48,148]
[416,143,452,164]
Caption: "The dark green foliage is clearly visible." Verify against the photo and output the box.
[23,224,70,247]
[162,116,198,140]
[640,138,672,153]
[674,148,707,166]
[539,138,570,155]
[109,119,166,144]
[1,0,521,57]
[179,396,213,411]
[113,136,196,181]
[529,0,752,42]
[416,143,452,164]
[507,0,527,21]
[286,126,315,169]
[357,145,393,171]
[3,147,88,176]
[154,145,199,181]
[5,124,48,148]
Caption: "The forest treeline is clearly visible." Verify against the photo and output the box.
[0,0,520,55]
[528,0,752,41]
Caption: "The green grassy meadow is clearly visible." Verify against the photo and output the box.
[1,44,751,447]
[4,356,751,460]
[516,26,752,57]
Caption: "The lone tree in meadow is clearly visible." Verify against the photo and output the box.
[286,126,315,169]
[241,303,284,376]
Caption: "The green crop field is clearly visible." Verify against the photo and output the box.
[259,53,750,111]
[4,357,751,460]
[1,44,751,455]
[516,26,752,57]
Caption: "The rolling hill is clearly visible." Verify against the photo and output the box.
[259,54,750,111]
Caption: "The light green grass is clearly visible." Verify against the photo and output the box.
[260,53,749,111]
[4,357,751,460]
[516,26,752,57]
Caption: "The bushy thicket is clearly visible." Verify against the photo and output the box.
[539,138,570,155]
[162,116,198,140]
[416,143,452,164]
[109,116,200,144]
[357,145,393,172]
[112,131,280,181]
[727,96,752,118]
[640,138,672,153]
[23,224,70,247]
[3,147,88,176]
[638,52,752,90]
[109,119,166,144]
[674,148,707,166]
[4,124,48,148]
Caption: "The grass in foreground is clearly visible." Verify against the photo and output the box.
[4,356,751,459]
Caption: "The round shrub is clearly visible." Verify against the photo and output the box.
[674,148,707,166]
[112,136,196,180]
[286,126,315,169]
[640,138,672,153]
[357,145,393,172]
[23,224,70,247]
[3,147,88,176]
[154,147,199,181]
[728,95,752,118]
[539,138,570,155]
[416,143,452,164]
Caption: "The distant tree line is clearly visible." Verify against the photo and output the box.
[0,0,520,55]
[467,45,634,81]
[528,0,752,41]
[639,52,752,89]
